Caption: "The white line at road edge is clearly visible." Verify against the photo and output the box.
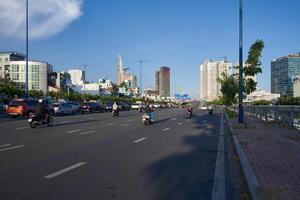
[0,145,24,152]
[80,130,96,135]
[163,128,170,131]
[44,162,86,179]
[134,138,147,143]
[211,113,225,200]
[0,144,11,148]
[66,129,81,134]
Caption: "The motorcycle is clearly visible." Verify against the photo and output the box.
[112,109,119,117]
[187,111,192,118]
[28,114,53,128]
[143,113,153,125]
[138,107,143,113]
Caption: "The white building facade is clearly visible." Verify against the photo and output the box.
[68,69,85,86]
[0,52,52,92]
[200,60,231,101]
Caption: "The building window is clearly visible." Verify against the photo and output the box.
[11,64,19,72]
[32,65,40,72]
[31,82,39,90]
[32,73,39,81]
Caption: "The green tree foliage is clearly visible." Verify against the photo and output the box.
[28,90,44,98]
[279,96,300,105]
[252,100,272,105]
[0,78,22,98]
[244,39,265,95]
[218,73,238,108]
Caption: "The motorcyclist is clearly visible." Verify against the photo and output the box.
[144,102,154,122]
[112,102,119,112]
[35,99,49,120]
[187,105,193,114]
[208,105,213,114]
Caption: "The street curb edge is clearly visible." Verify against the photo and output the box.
[224,113,260,200]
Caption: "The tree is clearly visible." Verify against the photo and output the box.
[28,90,44,98]
[0,78,22,98]
[218,73,238,108]
[244,39,265,95]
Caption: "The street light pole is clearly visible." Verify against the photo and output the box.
[136,60,148,97]
[238,0,244,123]
[25,0,29,99]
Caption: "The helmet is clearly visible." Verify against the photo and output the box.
[38,99,43,103]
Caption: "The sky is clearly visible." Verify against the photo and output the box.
[0,0,300,99]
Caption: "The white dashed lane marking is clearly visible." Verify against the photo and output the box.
[0,145,24,152]
[106,123,115,126]
[44,162,86,179]
[134,138,147,143]
[16,127,29,130]
[163,128,170,131]
[66,129,81,134]
[80,130,96,135]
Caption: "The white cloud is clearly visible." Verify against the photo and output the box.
[0,0,83,39]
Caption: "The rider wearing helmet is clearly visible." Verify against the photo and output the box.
[36,99,49,119]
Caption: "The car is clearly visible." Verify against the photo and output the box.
[6,99,37,118]
[79,102,103,113]
[51,103,74,115]
[118,102,130,111]
[201,106,207,110]
[104,102,113,112]
[131,103,140,110]
[66,101,80,113]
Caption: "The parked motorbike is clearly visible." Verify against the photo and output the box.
[28,114,53,128]
[143,113,153,125]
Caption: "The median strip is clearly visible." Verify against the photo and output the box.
[134,137,147,143]
[0,145,24,152]
[44,162,86,179]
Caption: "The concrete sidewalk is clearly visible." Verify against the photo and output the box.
[229,115,300,200]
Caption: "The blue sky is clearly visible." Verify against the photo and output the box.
[1,0,300,98]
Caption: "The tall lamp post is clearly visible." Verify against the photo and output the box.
[238,0,244,123]
[25,0,29,99]
[136,60,149,97]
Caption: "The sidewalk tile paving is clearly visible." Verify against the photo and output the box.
[230,115,300,200]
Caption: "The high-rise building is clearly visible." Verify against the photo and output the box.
[158,66,170,97]
[116,55,124,85]
[155,70,160,91]
[271,53,300,96]
[200,60,232,101]
[0,51,53,92]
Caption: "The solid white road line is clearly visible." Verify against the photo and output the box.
[163,128,170,131]
[122,124,130,127]
[0,145,24,152]
[44,162,86,179]
[106,122,115,126]
[66,129,81,134]
[211,113,225,200]
[16,127,29,130]
[0,144,11,148]
[80,130,96,135]
[134,137,147,143]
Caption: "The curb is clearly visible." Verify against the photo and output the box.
[225,113,260,200]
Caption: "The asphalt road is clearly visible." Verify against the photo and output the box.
[0,108,247,200]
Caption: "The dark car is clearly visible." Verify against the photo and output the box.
[118,102,131,111]
[79,102,103,113]
[6,99,38,118]
[104,102,113,112]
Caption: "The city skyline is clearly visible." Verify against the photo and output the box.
[1,0,300,98]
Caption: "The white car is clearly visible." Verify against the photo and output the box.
[52,103,74,115]
[201,106,207,110]
[131,103,141,110]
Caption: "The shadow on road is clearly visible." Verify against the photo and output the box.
[142,112,220,200]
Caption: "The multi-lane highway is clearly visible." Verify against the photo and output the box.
[0,108,247,200]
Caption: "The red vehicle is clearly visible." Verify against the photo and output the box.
[6,99,38,118]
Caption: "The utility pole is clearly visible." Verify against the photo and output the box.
[25,0,29,99]
[238,0,244,123]
[135,60,149,96]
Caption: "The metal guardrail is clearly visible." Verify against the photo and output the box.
[231,105,300,129]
